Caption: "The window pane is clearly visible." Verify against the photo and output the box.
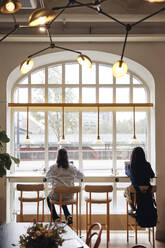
[133,76,142,84]
[116,111,147,175]
[14,111,45,171]
[99,88,113,103]
[48,111,61,166]
[82,112,113,175]
[48,65,62,84]
[82,64,96,84]
[116,73,130,84]
[14,88,28,103]
[65,63,79,84]
[116,88,130,103]
[48,87,62,103]
[65,88,79,103]
[82,87,96,103]
[133,88,146,103]
[18,77,28,84]
[31,88,45,103]
[99,64,113,84]
[116,112,132,175]
[31,69,45,84]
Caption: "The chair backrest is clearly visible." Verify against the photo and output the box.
[85,185,113,193]
[17,184,44,200]
[129,185,156,195]
[86,222,102,248]
[17,184,44,191]
[53,186,81,194]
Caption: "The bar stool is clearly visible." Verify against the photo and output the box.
[126,185,156,248]
[50,186,81,234]
[85,185,113,248]
[17,184,45,222]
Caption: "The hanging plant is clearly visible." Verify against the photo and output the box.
[0,128,20,177]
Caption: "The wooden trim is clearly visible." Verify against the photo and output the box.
[8,103,153,108]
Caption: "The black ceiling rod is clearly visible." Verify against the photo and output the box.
[73,0,126,28]
[51,0,110,10]
[49,0,73,26]
[120,24,131,63]
[131,6,165,28]
[27,46,52,59]
[0,23,19,42]
[53,44,81,55]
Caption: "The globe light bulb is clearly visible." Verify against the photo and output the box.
[112,60,128,78]
[20,58,34,74]
[6,1,15,12]
[77,54,92,68]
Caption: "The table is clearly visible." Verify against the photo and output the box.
[0,222,89,248]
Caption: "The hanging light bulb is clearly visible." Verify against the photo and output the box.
[24,106,31,144]
[20,58,34,74]
[130,105,140,145]
[58,106,68,145]
[77,54,92,68]
[95,106,104,145]
[0,0,21,14]
[112,60,128,78]
[28,8,56,26]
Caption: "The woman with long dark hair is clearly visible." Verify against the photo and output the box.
[125,146,155,211]
[45,148,84,224]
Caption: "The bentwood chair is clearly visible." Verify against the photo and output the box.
[126,185,156,248]
[86,222,102,248]
[17,184,45,222]
[85,185,113,248]
[50,186,81,234]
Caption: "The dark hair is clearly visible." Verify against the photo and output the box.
[56,148,69,169]
[130,146,147,178]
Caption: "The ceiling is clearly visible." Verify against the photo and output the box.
[0,0,165,39]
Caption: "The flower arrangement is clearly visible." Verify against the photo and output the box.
[12,222,65,248]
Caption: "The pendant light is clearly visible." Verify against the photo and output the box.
[59,106,68,145]
[95,106,104,145]
[0,0,21,14]
[131,106,140,145]
[28,8,56,26]
[25,106,30,144]
[77,54,92,68]
[112,24,130,78]
[20,58,34,74]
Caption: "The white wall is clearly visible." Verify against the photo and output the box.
[0,40,165,241]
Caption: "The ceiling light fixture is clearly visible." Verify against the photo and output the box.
[20,28,92,74]
[59,106,68,145]
[95,106,104,145]
[0,0,21,14]
[28,8,56,26]
[25,106,31,144]
[131,105,140,145]
[1,0,165,77]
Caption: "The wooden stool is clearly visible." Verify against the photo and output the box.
[85,185,113,248]
[17,184,45,222]
[50,186,81,234]
[126,185,156,248]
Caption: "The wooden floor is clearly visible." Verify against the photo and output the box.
[81,230,165,248]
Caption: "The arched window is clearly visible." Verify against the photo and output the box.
[9,55,153,215]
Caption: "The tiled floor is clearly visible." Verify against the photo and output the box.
[80,230,165,248]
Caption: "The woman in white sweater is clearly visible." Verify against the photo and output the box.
[45,148,84,224]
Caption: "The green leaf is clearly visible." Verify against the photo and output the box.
[0,130,10,143]
[11,156,20,164]
[0,153,12,169]
[0,166,6,177]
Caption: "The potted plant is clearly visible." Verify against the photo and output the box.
[0,127,20,177]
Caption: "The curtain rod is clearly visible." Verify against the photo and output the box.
[8,103,153,108]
